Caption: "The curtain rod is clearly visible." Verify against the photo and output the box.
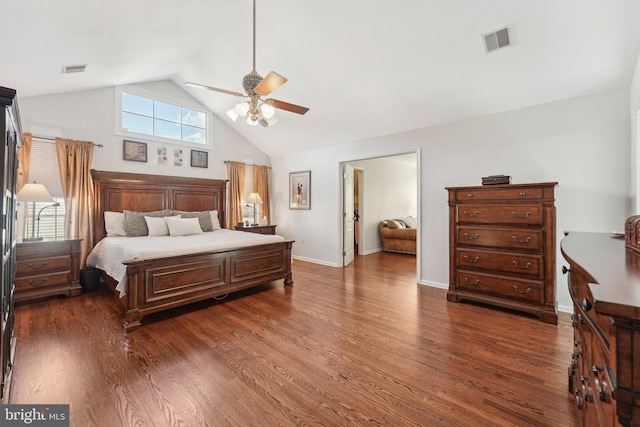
[32,134,103,148]
[224,160,270,169]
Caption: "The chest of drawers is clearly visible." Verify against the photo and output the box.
[446,182,558,324]
[15,239,82,302]
[235,224,277,235]
[562,232,640,426]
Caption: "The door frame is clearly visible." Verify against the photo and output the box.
[337,147,421,277]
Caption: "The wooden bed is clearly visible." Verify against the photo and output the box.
[90,169,293,332]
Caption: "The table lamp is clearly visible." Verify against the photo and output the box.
[17,182,54,241]
[246,193,263,226]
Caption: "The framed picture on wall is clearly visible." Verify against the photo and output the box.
[123,140,147,162]
[289,170,311,210]
[190,149,208,168]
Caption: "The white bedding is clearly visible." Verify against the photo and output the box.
[86,229,285,297]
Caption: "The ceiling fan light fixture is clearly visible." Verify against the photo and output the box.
[246,116,259,126]
[234,102,250,117]
[259,103,275,119]
[259,116,278,128]
[226,108,239,121]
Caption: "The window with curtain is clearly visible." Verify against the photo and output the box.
[24,140,65,240]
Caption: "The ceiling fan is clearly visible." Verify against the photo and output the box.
[185,0,309,127]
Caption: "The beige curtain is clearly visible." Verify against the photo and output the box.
[55,138,94,268]
[226,161,246,228]
[253,165,270,224]
[17,133,32,191]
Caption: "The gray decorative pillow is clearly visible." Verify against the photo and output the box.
[124,209,170,236]
[170,210,213,232]
[402,216,417,229]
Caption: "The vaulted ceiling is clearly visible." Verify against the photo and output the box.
[3,1,640,157]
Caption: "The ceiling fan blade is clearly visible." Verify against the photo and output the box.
[254,72,287,96]
[185,82,246,97]
[265,98,309,115]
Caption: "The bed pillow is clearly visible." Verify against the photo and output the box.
[105,211,127,237]
[124,209,170,237]
[165,216,203,237]
[210,210,222,230]
[145,215,181,236]
[170,210,213,232]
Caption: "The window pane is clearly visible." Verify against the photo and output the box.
[154,119,181,139]
[25,198,65,241]
[123,112,153,135]
[155,101,181,123]
[182,125,206,144]
[182,109,206,128]
[122,92,153,116]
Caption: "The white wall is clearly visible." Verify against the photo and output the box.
[19,80,270,182]
[347,156,417,254]
[272,88,631,313]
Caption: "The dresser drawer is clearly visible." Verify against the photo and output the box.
[457,226,543,251]
[16,243,71,258]
[16,255,70,276]
[457,271,544,304]
[451,187,545,202]
[456,204,542,225]
[456,249,543,278]
[15,271,70,292]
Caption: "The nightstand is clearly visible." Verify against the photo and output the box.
[235,224,277,235]
[15,239,82,302]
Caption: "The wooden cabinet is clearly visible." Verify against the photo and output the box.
[561,232,640,426]
[235,224,277,235]
[15,239,82,302]
[446,182,558,324]
[0,86,21,402]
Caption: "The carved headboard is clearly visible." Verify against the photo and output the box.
[91,170,227,244]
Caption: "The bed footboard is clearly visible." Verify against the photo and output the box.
[122,241,293,332]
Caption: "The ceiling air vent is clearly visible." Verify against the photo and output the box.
[483,27,510,53]
[61,64,87,74]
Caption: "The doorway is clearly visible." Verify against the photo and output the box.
[340,151,419,270]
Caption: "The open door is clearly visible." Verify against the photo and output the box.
[343,164,355,266]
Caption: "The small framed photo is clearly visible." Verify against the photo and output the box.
[190,149,208,168]
[289,170,311,210]
[123,140,147,162]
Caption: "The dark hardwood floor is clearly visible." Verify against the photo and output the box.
[10,252,577,426]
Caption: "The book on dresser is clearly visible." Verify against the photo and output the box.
[446,182,558,324]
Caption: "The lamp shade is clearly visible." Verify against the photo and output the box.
[246,192,263,204]
[17,183,54,203]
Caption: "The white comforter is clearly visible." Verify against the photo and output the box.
[86,230,285,297]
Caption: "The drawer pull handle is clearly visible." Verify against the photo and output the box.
[592,365,609,402]
[464,277,480,285]
[463,233,480,240]
[511,236,532,243]
[28,261,49,270]
[512,261,532,269]
[511,211,531,218]
[519,192,526,197]
[512,285,532,294]
[467,193,473,198]
[464,256,480,263]
[28,278,48,287]
[463,210,479,217]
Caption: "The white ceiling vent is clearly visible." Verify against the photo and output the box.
[483,27,510,53]
[61,64,87,74]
